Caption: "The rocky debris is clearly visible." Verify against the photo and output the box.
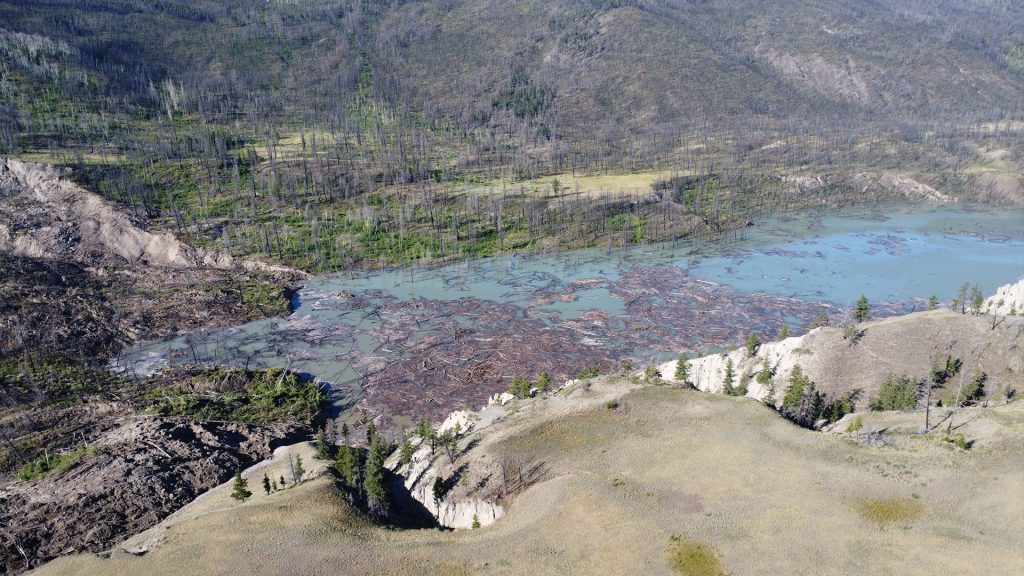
[985,277,1024,315]
[0,417,309,575]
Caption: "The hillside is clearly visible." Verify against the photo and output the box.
[28,301,1024,575]
[0,1,1021,273]
[33,379,1024,576]
[658,308,1024,407]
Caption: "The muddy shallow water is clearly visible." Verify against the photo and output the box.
[115,203,1024,432]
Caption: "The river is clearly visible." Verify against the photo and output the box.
[115,203,1024,430]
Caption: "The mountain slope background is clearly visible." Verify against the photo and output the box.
[1,0,1022,272]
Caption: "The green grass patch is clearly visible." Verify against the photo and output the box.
[852,497,925,528]
[16,445,102,481]
[666,535,725,576]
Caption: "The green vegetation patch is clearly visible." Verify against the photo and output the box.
[852,497,925,528]
[666,535,725,576]
[16,445,101,481]
[242,281,292,317]
[145,368,324,424]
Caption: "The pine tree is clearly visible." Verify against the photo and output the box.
[231,470,252,502]
[399,435,414,467]
[280,475,286,488]
[782,365,810,408]
[854,295,870,322]
[673,353,690,383]
[316,428,330,459]
[722,358,735,395]
[779,322,789,340]
[927,294,939,310]
[970,284,984,315]
[293,454,305,483]
[536,371,550,393]
[364,436,389,515]
[746,333,760,356]
[262,473,271,495]
[472,514,481,529]
[336,445,359,487]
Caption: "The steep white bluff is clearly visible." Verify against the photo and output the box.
[985,277,1024,315]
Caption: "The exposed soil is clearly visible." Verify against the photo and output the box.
[0,415,309,574]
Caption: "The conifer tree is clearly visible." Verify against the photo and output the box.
[293,454,305,483]
[746,333,760,356]
[779,322,789,340]
[472,514,481,529]
[536,371,550,393]
[722,358,735,395]
[854,295,870,322]
[364,436,389,515]
[399,435,414,467]
[231,470,252,502]
[927,294,939,310]
[336,444,359,487]
[673,353,690,383]
[262,473,271,495]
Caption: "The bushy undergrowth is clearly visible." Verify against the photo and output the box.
[145,368,324,424]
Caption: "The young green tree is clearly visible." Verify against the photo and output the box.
[869,374,921,411]
[746,332,760,356]
[262,473,271,495]
[292,454,305,484]
[364,436,389,515]
[335,444,360,488]
[782,365,811,408]
[316,428,330,459]
[536,371,550,393]
[854,295,870,323]
[279,475,286,488]
[231,470,252,502]
[673,353,690,383]
[432,475,445,504]
[970,284,984,315]
[778,322,789,340]
[810,312,827,329]
[927,294,939,310]
[399,435,414,467]
[721,358,735,395]
[956,282,971,314]
[472,514,481,529]
[755,357,774,386]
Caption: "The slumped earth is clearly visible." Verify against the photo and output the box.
[116,204,1024,434]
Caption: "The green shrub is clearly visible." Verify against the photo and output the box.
[578,366,600,380]
[846,415,864,433]
[605,400,619,410]
[17,446,99,481]
[942,434,972,450]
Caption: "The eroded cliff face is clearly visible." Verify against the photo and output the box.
[386,407,507,529]
[985,277,1024,315]
[658,306,1024,407]
[0,159,216,268]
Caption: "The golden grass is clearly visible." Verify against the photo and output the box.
[34,385,1024,576]
[852,497,925,528]
[469,170,679,198]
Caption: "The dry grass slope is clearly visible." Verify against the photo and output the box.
[33,380,1024,576]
